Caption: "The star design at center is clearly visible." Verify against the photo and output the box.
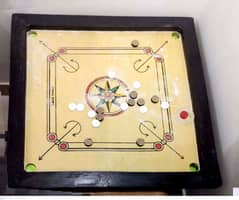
[94,80,126,112]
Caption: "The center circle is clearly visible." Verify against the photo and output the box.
[85,76,129,116]
[103,91,113,101]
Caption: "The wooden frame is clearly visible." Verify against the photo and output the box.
[7,14,221,190]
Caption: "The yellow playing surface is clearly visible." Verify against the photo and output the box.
[25,30,199,172]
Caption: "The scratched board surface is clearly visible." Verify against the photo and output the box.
[25,30,199,172]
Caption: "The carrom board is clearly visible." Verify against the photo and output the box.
[8,14,221,190]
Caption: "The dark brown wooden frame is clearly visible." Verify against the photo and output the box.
[7,14,221,190]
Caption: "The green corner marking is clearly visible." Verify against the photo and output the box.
[28,31,38,37]
[172,32,180,39]
[189,163,199,172]
[25,163,37,172]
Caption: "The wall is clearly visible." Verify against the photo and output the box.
[0,0,210,82]
[190,0,239,195]
[0,0,239,195]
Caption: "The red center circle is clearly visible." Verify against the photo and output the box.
[48,134,56,141]
[180,110,189,119]
[164,134,172,141]
[144,48,152,54]
[48,55,56,62]
[58,48,66,54]
[59,142,68,150]
[155,143,162,149]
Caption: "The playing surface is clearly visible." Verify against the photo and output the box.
[24,30,199,172]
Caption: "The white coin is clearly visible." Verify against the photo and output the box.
[139,106,148,113]
[161,101,170,109]
[68,103,77,111]
[88,110,96,118]
[133,81,141,89]
[76,103,85,111]
[108,71,116,78]
[120,102,129,111]
[92,119,101,128]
